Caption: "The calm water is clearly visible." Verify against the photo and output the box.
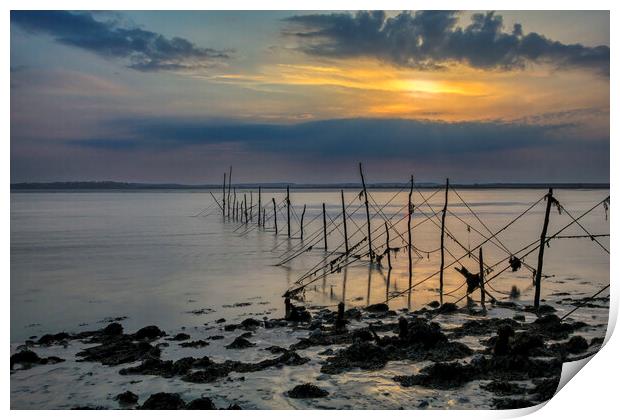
[11,188,610,342]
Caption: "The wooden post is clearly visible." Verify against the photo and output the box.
[243,193,248,224]
[262,209,266,228]
[385,222,392,270]
[439,178,449,304]
[322,203,328,250]
[479,247,486,309]
[249,192,253,222]
[222,173,227,218]
[258,187,262,226]
[359,163,372,260]
[300,204,306,241]
[534,188,554,309]
[341,190,349,254]
[272,197,278,234]
[286,186,291,238]
[227,166,232,219]
[233,187,237,221]
[407,175,414,288]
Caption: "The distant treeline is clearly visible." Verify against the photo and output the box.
[10,181,610,191]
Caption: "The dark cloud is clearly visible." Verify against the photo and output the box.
[68,117,591,160]
[284,11,609,75]
[11,11,230,72]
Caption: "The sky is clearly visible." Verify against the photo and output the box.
[10,10,610,184]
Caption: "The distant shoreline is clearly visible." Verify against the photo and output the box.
[10,181,610,191]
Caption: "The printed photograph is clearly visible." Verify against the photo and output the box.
[10,9,610,410]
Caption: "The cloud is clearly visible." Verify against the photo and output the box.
[284,11,609,75]
[11,11,230,72]
[67,117,599,161]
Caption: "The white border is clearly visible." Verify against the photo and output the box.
[4,1,616,419]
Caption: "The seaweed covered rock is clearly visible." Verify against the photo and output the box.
[320,341,388,374]
[180,340,209,348]
[134,325,166,341]
[103,322,124,336]
[37,332,71,346]
[10,349,65,370]
[140,392,186,410]
[115,391,139,406]
[394,362,476,389]
[77,337,160,366]
[241,318,261,329]
[366,303,389,313]
[186,397,216,409]
[400,318,447,348]
[565,336,589,354]
[287,383,329,398]
[225,337,255,349]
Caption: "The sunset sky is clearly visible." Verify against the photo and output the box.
[10,10,610,184]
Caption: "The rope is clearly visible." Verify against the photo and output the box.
[560,284,610,321]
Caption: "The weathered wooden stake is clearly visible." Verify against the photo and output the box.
[534,188,554,309]
[249,192,253,222]
[385,222,392,270]
[479,247,486,309]
[262,209,266,228]
[227,166,232,219]
[322,203,328,250]
[286,186,291,238]
[233,187,237,221]
[272,197,278,234]
[439,178,449,304]
[407,175,414,288]
[300,204,306,241]
[359,163,372,260]
[222,172,227,218]
[258,187,262,226]
[243,193,248,224]
[341,190,349,254]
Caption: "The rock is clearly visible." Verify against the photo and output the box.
[321,341,388,374]
[103,323,124,336]
[418,400,429,408]
[566,336,589,354]
[287,383,329,398]
[265,345,287,354]
[438,303,458,314]
[344,308,362,320]
[216,318,226,323]
[115,391,139,406]
[10,350,64,369]
[428,301,440,308]
[241,318,261,329]
[179,340,209,348]
[492,398,536,410]
[134,325,165,340]
[140,392,186,410]
[394,362,476,389]
[186,397,216,409]
[169,333,190,341]
[227,404,242,409]
[11,350,40,367]
[224,324,239,332]
[225,337,256,349]
[208,335,224,340]
[481,380,528,396]
[37,332,71,346]
[513,314,525,321]
[77,338,160,366]
[366,303,389,313]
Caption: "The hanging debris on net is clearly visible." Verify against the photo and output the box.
[509,255,522,272]
[454,266,482,294]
